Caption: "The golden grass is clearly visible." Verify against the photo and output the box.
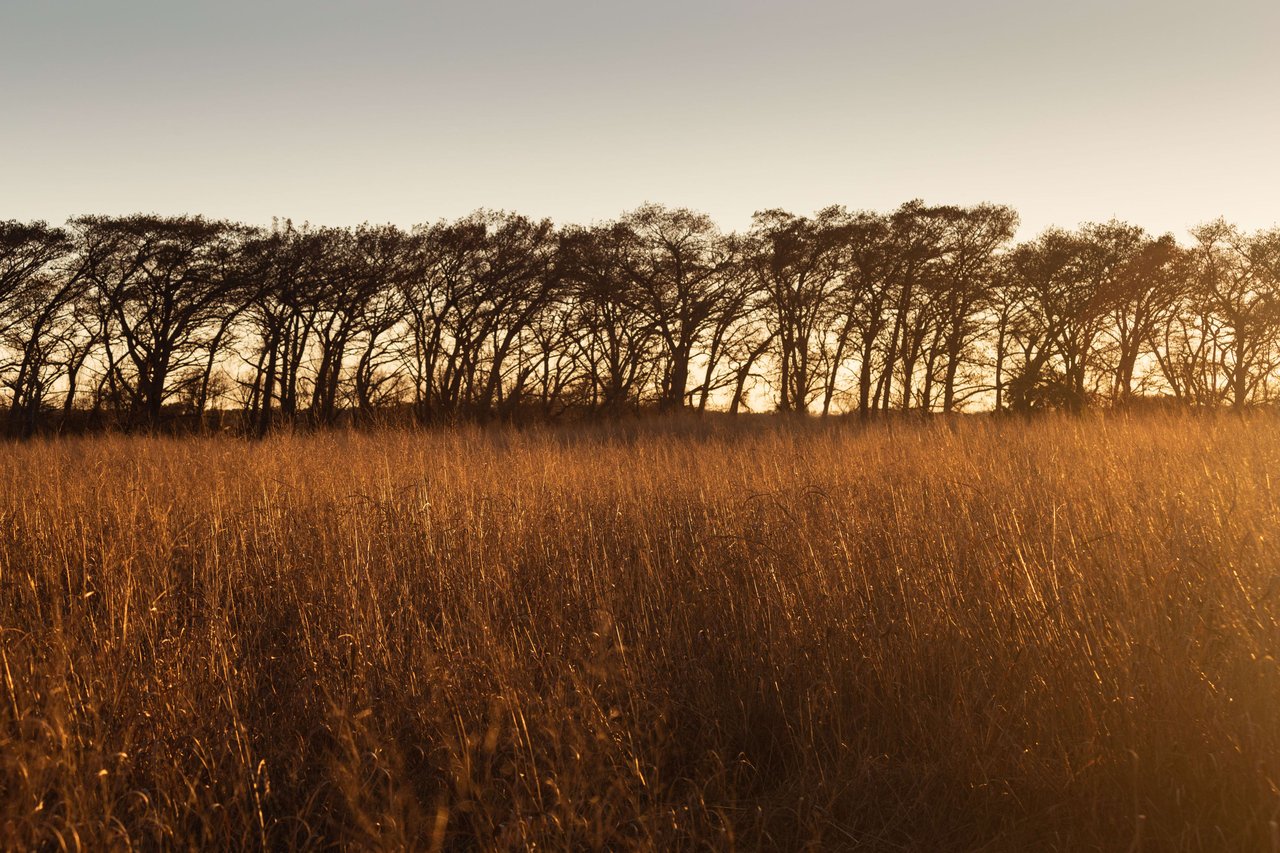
[1,414,1278,850]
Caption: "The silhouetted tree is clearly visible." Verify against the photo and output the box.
[1178,221,1280,408]
[928,204,1018,412]
[1,221,89,433]
[2,203,1278,433]
[1004,227,1114,411]
[617,204,737,410]
[832,211,900,418]
[76,215,249,428]
[558,224,660,412]
[1103,232,1185,403]
[400,212,555,419]
[747,207,848,413]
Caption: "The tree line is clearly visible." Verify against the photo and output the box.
[2,202,1279,434]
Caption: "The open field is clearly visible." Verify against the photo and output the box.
[1,414,1278,850]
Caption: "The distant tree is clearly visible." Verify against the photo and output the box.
[927,204,1018,412]
[1068,221,1150,405]
[616,204,738,410]
[308,224,414,423]
[0,221,87,433]
[831,211,900,417]
[746,207,848,413]
[400,212,556,419]
[691,236,755,413]
[558,224,659,412]
[1178,221,1280,408]
[240,221,328,434]
[1004,227,1117,412]
[521,285,582,416]
[1102,232,1185,403]
[9,201,1280,430]
[880,202,951,412]
[469,216,558,415]
[347,225,414,415]
[75,215,250,428]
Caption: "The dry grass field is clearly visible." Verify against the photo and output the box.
[1,414,1278,850]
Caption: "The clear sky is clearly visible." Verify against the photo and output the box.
[3,0,1277,238]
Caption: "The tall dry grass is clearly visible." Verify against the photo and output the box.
[0,414,1278,850]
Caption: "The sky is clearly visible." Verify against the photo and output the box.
[2,0,1278,239]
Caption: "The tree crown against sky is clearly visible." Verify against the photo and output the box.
[3,201,1280,433]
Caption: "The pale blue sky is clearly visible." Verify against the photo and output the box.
[2,0,1277,237]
